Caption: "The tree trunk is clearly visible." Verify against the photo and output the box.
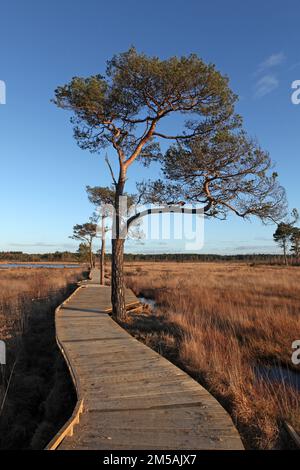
[283,243,288,266]
[89,242,93,270]
[111,237,126,319]
[100,236,105,285]
[111,170,127,320]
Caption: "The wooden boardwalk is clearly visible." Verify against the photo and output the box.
[48,269,244,450]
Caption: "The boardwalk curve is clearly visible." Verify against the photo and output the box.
[47,269,244,450]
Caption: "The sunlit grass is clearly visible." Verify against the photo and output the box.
[124,261,300,449]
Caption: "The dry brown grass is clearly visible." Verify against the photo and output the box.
[0,267,84,340]
[123,261,300,449]
[0,267,85,417]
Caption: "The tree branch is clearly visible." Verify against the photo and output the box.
[124,205,204,237]
[124,117,159,168]
[105,154,117,186]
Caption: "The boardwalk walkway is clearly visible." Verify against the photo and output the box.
[48,269,243,450]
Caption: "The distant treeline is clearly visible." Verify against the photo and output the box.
[0,251,79,262]
[0,250,299,265]
[122,253,300,264]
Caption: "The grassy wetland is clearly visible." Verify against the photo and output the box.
[121,261,300,449]
[0,266,86,449]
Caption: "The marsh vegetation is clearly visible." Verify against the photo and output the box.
[123,261,300,449]
[0,267,86,449]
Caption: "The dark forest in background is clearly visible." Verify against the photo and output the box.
[1,250,299,265]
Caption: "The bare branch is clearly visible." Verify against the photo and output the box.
[105,154,117,186]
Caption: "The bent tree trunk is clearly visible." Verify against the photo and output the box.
[111,237,126,319]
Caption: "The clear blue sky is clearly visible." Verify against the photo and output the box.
[1,0,299,254]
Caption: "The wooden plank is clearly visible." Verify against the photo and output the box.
[283,421,300,448]
[57,408,242,450]
[45,399,84,450]
[46,269,244,451]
